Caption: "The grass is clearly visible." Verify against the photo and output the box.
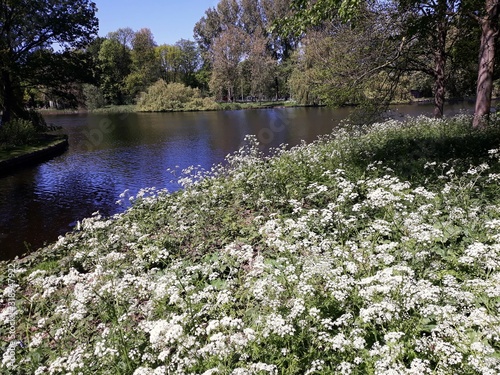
[217,100,299,111]
[1,114,500,374]
[0,135,67,163]
[39,100,300,115]
[89,104,138,114]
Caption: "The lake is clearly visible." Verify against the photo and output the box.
[0,103,474,260]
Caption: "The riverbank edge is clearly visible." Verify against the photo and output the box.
[0,134,69,175]
[38,97,484,116]
[38,101,314,115]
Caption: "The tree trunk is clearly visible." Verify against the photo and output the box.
[473,0,500,128]
[433,48,446,118]
[433,0,448,118]
[0,67,25,126]
[275,77,279,100]
[1,69,14,125]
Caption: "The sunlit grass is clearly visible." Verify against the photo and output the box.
[89,104,138,114]
[217,100,298,110]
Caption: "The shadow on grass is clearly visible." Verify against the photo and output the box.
[350,124,500,185]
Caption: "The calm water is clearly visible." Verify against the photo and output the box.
[0,103,474,260]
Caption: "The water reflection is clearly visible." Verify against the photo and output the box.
[0,103,474,260]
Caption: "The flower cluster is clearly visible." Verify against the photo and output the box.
[1,115,500,374]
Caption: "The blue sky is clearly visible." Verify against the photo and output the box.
[95,0,220,45]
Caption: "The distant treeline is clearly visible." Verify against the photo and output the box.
[18,0,500,118]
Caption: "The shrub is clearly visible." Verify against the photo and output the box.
[83,84,106,110]
[21,110,48,132]
[137,80,218,112]
[0,118,38,148]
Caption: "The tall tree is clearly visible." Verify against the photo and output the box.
[472,0,500,128]
[156,44,182,83]
[210,26,249,100]
[0,0,98,124]
[194,7,223,60]
[107,27,135,50]
[98,38,131,104]
[283,0,500,123]
[175,39,202,87]
[289,8,402,110]
[126,28,160,99]
[397,0,466,118]
[240,0,265,34]
[280,0,471,118]
[247,31,276,99]
[262,0,300,60]
[195,0,298,99]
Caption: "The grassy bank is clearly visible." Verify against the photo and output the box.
[97,101,299,113]
[217,100,298,110]
[41,101,299,115]
[0,134,67,163]
[39,105,138,115]
[1,115,500,374]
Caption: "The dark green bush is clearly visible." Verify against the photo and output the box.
[137,80,218,112]
[0,118,38,148]
[83,84,106,110]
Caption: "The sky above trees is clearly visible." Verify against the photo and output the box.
[95,0,219,45]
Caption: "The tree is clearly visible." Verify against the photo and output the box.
[280,0,470,118]
[262,0,300,60]
[195,0,298,100]
[176,39,202,87]
[210,26,250,100]
[156,44,183,83]
[26,49,94,109]
[107,27,135,50]
[240,0,265,35]
[0,0,98,124]
[247,31,276,100]
[472,0,500,128]
[194,7,223,61]
[126,28,160,99]
[395,0,469,118]
[283,0,500,124]
[98,38,131,104]
[288,8,402,111]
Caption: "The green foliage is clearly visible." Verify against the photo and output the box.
[98,38,132,105]
[127,28,160,99]
[137,80,218,111]
[83,84,106,110]
[156,44,183,83]
[277,0,358,36]
[194,0,297,101]
[289,9,399,116]
[0,119,38,148]
[21,110,48,132]
[0,0,98,123]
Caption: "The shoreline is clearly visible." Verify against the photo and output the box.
[37,97,489,116]
[0,134,69,176]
